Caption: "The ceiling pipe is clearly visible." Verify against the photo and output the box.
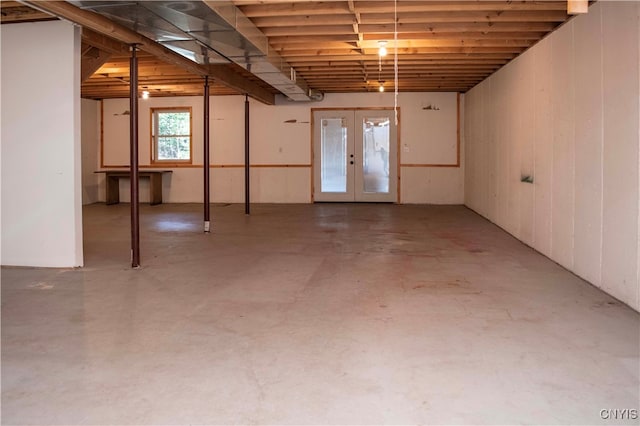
[202,0,317,101]
[21,1,204,74]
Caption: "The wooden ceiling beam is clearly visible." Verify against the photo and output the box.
[300,73,495,80]
[21,1,275,104]
[298,64,501,71]
[263,25,355,36]
[81,47,111,82]
[252,11,567,27]
[238,2,352,18]
[84,78,209,88]
[320,85,477,91]
[262,22,558,37]
[0,2,54,22]
[359,22,559,34]
[269,32,546,45]
[238,1,568,17]
[359,11,569,24]
[282,49,524,63]
[292,56,513,65]
[296,65,505,74]
[355,1,569,14]
[6,1,576,97]
[271,39,533,51]
[207,64,274,103]
[299,67,500,75]
[364,32,547,41]
[253,14,357,27]
[81,28,130,55]
[97,58,189,68]
[22,1,206,73]
[288,56,517,67]
[95,66,202,77]
[268,35,361,44]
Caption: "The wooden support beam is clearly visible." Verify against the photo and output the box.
[567,0,588,14]
[238,1,569,17]
[208,65,275,105]
[21,1,276,104]
[22,1,205,72]
[251,10,567,27]
[262,22,558,37]
[81,47,111,82]
[81,28,130,55]
[0,2,54,22]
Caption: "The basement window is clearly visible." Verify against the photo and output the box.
[151,107,192,163]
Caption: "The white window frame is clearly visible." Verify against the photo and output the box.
[151,107,193,164]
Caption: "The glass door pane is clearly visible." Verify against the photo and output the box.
[314,109,396,203]
[354,110,397,202]
[320,118,347,192]
[313,110,355,202]
[362,116,390,194]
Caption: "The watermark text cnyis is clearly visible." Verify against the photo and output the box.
[599,409,638,420]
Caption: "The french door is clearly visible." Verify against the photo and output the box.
[313,109,397,202]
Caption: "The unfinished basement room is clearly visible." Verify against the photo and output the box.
[1,0,638,424]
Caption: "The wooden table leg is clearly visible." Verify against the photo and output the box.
[150,173,163,205]
[106,175,120,205]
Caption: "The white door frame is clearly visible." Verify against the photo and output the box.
[312,107,400,203]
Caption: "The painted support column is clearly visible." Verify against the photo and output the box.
[204,76,211,232]
[129,44,140,267]
[245,95,250,215]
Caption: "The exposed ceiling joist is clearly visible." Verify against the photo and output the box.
[237,1,570,17]
[80,45,111,82]
[19,0,275,104]
[0,0,54,22]
[3,0,582,96]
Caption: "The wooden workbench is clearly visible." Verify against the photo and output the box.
[95,170,172,205]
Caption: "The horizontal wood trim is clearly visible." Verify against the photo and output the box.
[101,164,311,169]
[210,164,312,168]
[311,107,396,112]
[250,164,311,168]
[401,164,460,168]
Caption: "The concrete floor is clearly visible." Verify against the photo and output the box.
[2,203,639,425]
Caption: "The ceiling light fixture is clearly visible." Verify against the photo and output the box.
[378,82,385,92]
[378,40,388,57]
[141,90,150,99]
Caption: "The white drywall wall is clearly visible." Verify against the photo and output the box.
[95,92,462,204]
[81,99,100,204]
[1,21,83,267]
[464,1,640,311]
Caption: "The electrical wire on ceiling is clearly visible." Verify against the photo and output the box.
[378,53,384,92]
[394,0,398,125]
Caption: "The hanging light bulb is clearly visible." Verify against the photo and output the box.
[378,40,388,57]
[141,90,150,99]
[378,82,385,92]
